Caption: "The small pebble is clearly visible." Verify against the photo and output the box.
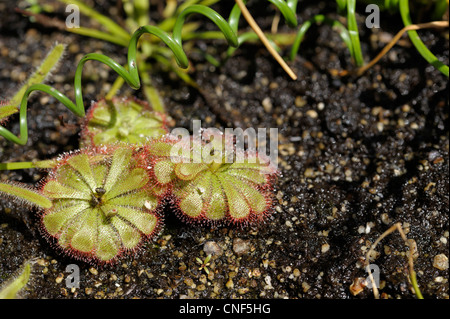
[306,109,318,119]
[295,96,307,107]
[433,254,449,270]
[264,276,273,290]
[349,278,366,296]
[238,288,249,294]
[434,276,444,283]
[301,282,310,292]
[232,238,251,256]
[55,273,64,284]
[262,97,273,113]
[203,241,223,257]
[321,243,330,253]
[226,278,234,289]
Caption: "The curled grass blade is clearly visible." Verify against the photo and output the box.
[357,20,449,75]
[399,0,449,77]
[0,43,65,123]
[0,5,238,145]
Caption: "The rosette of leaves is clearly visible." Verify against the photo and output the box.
[80,97,171,147]
[38,145,163,263]
[146,134,278,224]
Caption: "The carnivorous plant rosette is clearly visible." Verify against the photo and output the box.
[40,145,163,263]
[0,134,278,264]
[146,134,278,224]
[80,97,170,147]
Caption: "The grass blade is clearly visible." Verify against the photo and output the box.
[399,0,449,77]
[346,0,364,66]
[56,0,130,41]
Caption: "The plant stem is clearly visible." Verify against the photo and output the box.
[267,0,298,27]
[365,222,424,299]
[106,75,126,100]
[138,61,166,113]
[234,0,297,80]
[346,0,364,67]
[357,20,449,76]
[0,159,56,170]
[399,0,449,77]
[432,0,448,20]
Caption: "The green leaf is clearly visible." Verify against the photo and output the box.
[148,137,277,223]
[66,153,97,191]
[55,164,91,193]
[219,176,251,220]
[107,189,153,207]
[153,160,176,184]
[70,208,98,253]
[115,206,158,235]
[56,0,130,42]
[399,0,449,77]
[10,44,66,110]
[96,224,121,261]
[111,217,141,249]
[43,180,91,200]
[175,162,208,180]
[39,146,162,263]
[179,191,204,218]
[0,181,52,209]
[81,98,169,147]
[43,201,90,235]
[0,262,31,299]
[0,44,66,124]
[104,167,149,200]
[104,147,132,192]
[0,105,17,124]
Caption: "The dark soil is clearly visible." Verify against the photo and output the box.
[0,0,448,299]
